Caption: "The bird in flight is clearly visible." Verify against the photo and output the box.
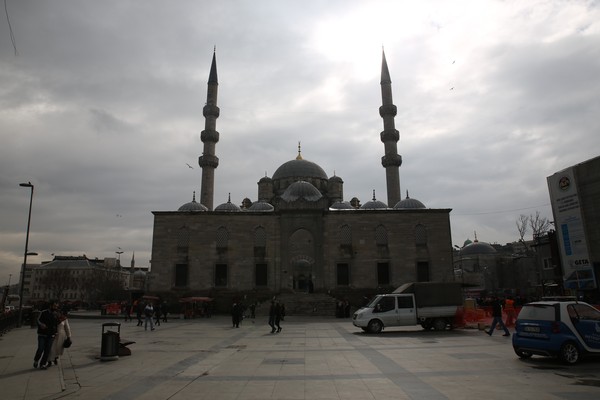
[186,163,194,169]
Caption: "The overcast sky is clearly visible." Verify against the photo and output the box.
[1,1,599,287]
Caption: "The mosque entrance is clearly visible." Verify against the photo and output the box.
[288,228,316,293]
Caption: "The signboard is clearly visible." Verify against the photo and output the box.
[547,167,596,290]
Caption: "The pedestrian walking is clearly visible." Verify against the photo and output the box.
[124,302,132,322]
[275,302,283,333]
[135,300,144,326]
[486,297,511,337]
[250,303,256,319]
[162,301,169,322]
[154,302,162,326]
[144,302,155,331]
[33,301,59,370]
[268,301,277,333]
[50,311,72,365]
[231,302,242,328]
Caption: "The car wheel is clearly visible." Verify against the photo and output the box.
[515,349,533,359]
[368,319,383,334]
[361,327,369,333]
[420,322,432,330]
[560,342,580,364]
[432,318,447,331]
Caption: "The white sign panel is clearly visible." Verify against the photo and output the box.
[547,167,595,290]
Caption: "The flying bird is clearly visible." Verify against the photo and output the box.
[450,87,454,90]
[186,163,194,169]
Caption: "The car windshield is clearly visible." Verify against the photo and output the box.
[518,304,556,321]
[366,296,381,308]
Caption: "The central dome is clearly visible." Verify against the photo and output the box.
[272,158,328,181]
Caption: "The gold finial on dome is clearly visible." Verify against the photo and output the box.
[296,141,303,160]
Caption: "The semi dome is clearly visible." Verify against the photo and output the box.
[360,190,388,209]
[248,200,274,212]
[393,191,426,209]
[281,181,323,202]
[214,194,241,212]
[178,192,208,212]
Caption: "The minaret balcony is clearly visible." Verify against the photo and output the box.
[380,129,399,143]
[199,154,219,168]
[379,104,397,117]
[381,154,402,168]
[203,104,220,118]
[201,129,220,143]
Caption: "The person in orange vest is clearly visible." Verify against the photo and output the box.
[504,297,516,327]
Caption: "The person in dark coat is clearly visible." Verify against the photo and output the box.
[33,301,59,370]
[231,302,242,328]
[274,302,283,333]
[154,302,162,326]
[268,301,277,333]
[486,297,511,337]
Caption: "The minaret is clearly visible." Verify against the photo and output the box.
[198,48,220,210]
[379,49,402,207]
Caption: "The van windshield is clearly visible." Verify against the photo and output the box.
[366,296,382,308]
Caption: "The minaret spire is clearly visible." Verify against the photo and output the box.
[379,49,402,207]
[198,48,220,210]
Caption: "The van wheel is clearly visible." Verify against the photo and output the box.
[432,318,447,331]
[560,342,580,364]
[368,319,383,334]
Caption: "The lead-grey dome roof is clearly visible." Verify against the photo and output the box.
[281,181,323,202]
[460,240,497,256]
[214,194,241,212]
[330,201,354,210]
[178,192,208,212]
[393,191,426,209]
[272,149,328,181]
[248,200,274,212]
[360,190,388,209]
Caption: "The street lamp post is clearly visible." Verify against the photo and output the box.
[17,182,34,327]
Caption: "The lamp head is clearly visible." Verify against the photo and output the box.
[19,182,33,188]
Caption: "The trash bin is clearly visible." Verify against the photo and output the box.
[100,322,120,361]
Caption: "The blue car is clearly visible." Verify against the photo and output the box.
[512,300,600,364]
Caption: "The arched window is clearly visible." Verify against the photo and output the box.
[415,224,427,246]
[375,225,388,246]
[216,226,229,248]
[339,224,352,246]
[254,226,266,247]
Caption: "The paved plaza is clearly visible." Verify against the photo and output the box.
[2,315,600,399]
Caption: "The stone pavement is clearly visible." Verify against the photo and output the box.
[2,315,600,399]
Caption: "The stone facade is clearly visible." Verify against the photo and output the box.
[149,50,456,303]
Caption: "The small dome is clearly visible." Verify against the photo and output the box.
[360,190,388,209]
[329,175,343,183]
[215,194,242,212]
[133,270,146,277]
[248,200,274,212]
[394,191,426,209]
[281,181,323,202]
[329,201,354,210]
[460,240,497,256]
[178,192,208,212]
[463,239,473,247]
[259,175,272,183]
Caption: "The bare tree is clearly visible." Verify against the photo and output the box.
[39,269,76,301]
[516,214,529,243]
[529,211,552,241]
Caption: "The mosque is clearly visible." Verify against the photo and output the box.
[149,51,455,302]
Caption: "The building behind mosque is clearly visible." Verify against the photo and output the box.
[149,51,455,309]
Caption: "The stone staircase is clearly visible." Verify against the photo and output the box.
[254,292,338,317]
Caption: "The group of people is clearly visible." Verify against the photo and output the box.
[130,300,168,331]
[33,301,72,370]
[230,299,285,333]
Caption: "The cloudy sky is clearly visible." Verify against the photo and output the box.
[1,1,599,287]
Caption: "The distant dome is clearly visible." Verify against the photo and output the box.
[248,200,274,212]
[460,240,497,256]
[259,175,272,183]
[330,201,354,210]
[215,194,242,212]
[281,181,323,202]
[463,239,473,247]
[178,192,208,212]
[393,191,426,209]
[329,175,343,183]
[133,270,146,277]
[360,190,388,209]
